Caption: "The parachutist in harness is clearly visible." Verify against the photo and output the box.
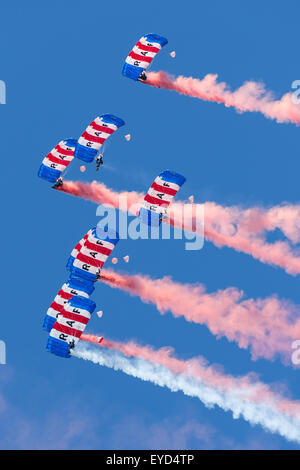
[139,72,147,81]
[159,209,168,223]
[96,154,104,171]
[52,177,63,189]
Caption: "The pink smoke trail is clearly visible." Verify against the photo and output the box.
[58,180,143,212]
[81,334,300,418]
[99,268,300,365]
[171,200,300,275]
[145,71,300,125]
[58,181,300,275]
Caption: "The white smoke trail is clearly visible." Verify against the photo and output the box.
[73,344,300,445]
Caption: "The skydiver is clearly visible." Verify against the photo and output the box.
[139,72,147,81]
[52,177,63,189]
[96,154,104,171]
[159,209,168,223]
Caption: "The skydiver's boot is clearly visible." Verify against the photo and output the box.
[96,155,104,171]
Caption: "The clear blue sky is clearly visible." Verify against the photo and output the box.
[1,0,300,449]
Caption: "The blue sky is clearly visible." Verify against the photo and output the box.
[1,0,300,449]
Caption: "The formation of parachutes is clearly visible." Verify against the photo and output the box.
[38,115,125,187]
[44,227,119,357]
[39,34,186,358]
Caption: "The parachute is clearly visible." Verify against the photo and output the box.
[66,229,93,271]
[43,277,94,332]
[44,226,118,358]
[70,227,119,282]
[139,170,186,226]
[47,296,96,358]
[75,114,125,164]
[38,139,77,183]
[122,33,168,82]
[38,115,125,186]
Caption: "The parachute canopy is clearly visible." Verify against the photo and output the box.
[139,170,185,226]
[38,139,77,183]
[70,227,119,282]
[47,296,96,358]
[43,277,94,332]
[75,114,125,163]
[66,229,93,271]
[122,33,168,81]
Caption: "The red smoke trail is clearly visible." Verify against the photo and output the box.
[145,71,300,125]
[59,180,300,275]
[99,268,300,365]
[58,180,143,212]
[81,334,300,418]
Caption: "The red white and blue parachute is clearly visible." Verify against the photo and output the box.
[139,170,186,226]
[43,278,95,333]
[67,227,119,283]
[47,296,96,358]
[45,227,118,358]
[38,114,125,184]
[66,229,92,271]
[122,33,168,81]
[38,139,77,183]
[75,114,125,163]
